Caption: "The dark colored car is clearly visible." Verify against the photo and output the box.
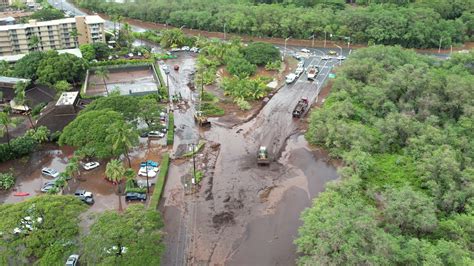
[126,192,147,202]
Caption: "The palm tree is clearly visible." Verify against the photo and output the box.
[14,81,35,131]
[70,28,81,47]
[106,159,125,212]
[106,122,139,168]
[0,112,20,148]
[28,35,40,51]
[95,67,110,96]
[66,156,80,182]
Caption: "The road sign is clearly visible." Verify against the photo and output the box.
[328,73,336,79]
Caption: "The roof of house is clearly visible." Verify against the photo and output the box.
[56,91,79,106]
[84,15,105,24]
[0,76,30,84]
[0,48,82,63]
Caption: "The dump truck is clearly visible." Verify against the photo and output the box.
[257,146,270,165]
[194,110,211,127]
[307,65,319,80]
[292,97,309,118]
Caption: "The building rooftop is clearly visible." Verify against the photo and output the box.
[0,48,82,63]
[0,76,30,84]
[0,17,76,31]
[84,15,105,24]
[56,91,79,106]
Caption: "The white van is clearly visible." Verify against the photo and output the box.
[286,73,298,84]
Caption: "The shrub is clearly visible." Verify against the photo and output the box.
[149,153,170,209]
[0,172,15,190]
[167,113,174,146]
[0,135,38,163]
[31,102,47,117]
[242,42,280,66]
[235,98,251,110]
[89,59,153,67]
[265,60,281,71]
[226,57,257,78]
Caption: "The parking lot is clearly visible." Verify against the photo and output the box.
[0,138,167,212]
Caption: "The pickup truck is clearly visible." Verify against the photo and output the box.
[292,97,309,118]
[306,66,319,80]
[257,146,270,165]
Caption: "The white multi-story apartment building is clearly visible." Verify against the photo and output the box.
[0,15,105,56]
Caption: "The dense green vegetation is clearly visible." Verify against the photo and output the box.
[76,0,473,48]
[82,204,164,265]
[297,46,474,265]
[9,51,87,86]
[0,125,50,163]
[149,153,170,209]
[0,196,87,265]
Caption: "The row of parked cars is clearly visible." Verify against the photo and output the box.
[170,46,200,53]
[40,162,100,193]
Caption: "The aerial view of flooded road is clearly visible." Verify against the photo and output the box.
[160,50,342,265]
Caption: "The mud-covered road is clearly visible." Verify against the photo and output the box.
[159,50,341,265]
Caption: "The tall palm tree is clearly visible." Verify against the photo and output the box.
[14,81,35,131]
[106,159,125,212]
[70,28,81,47]
[95,67,110,96]
[106,122,139,168]
[0,112,20,148]
[28,35,40,51]
[66,156,80,182]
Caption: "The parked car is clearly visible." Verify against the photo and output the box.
[321,55,330,60]
[285,73,298,84]
[181,46,190,51]
[297,60,305,67]
[65,254,79,266]
[126,192,147,202]
[41,167,60,178]
[337,55,346,60]
[138,168,157,177]
[74,189,94,205]
[141,160,159,168]
[40,183,56,193]
[190,47,200,53]
[328,50,338,56]
[148,131,165,138]
[295,66,304,77]
[300,48,310,53]
[83,161,100,171]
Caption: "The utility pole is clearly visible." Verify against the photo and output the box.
[283,36,291,60]
[310,34,315,47]
[324,31,327,48]
[145,162,150,194]
[335,44,342,65]
[223,23,226,41]
[438,37,443,54]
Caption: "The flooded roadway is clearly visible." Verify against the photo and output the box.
[160,52,341,265]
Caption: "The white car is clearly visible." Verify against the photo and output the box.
[66,254,79,266]
[181,46,190,51]
[285,73,298,84]
[148,131,165,138]
[321,55,330,60]
[297,60,305,68]
[295,66,304,77]
[83,162,100,170]
[190,47,200,53]
[41,167,60,178]
[139,165,159,172]
[337,55,346,60]
[138,169,157,178]
[300,48,310,53]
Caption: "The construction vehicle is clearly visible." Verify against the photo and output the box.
[257,146,270,165]
[292,97,309,118]
[306,65,319,80]
[194,110,211,127]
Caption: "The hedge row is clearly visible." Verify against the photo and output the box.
[90,58,154,67]
[166,113,174,146]
[0,136,38,163]
[153,62,166,88]
[149,153,170,209]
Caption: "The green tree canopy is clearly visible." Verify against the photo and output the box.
[59,109,127,158]
[0,196,86,265]
[82,204,164,265]
[242,42,280,66]
[82,95,140,121]
[13,51,45,80]
[36,51,88,86]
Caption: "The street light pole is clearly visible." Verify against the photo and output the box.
[310,34,315,47]
[335,44,342,65]
[347,36,351,49]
